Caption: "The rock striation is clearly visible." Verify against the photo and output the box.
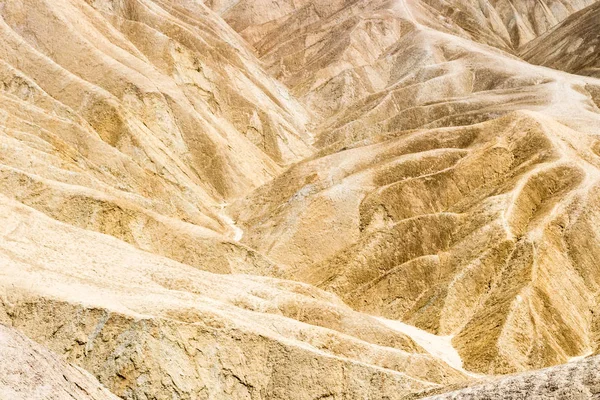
[418,355,600,399]
[1,0,600,398]
[226,0,600,376]
[522,1,600,78]
[0,193,466,398]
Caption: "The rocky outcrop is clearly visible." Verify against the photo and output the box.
[2,0,600,398]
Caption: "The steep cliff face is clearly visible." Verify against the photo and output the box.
[2,0,600,398]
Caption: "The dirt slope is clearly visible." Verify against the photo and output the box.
[2,0,600,398]
[522,1,600,78]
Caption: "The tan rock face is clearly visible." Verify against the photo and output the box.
[0,324,119,400]
[0,194,464,399]
[1,0,600,398]
[0,0,314,276]
[420,0,597,49]
[226,0,600,376]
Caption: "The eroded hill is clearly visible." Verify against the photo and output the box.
[226,0,600,376]
[522,1,600,78]
[1,0,600,398]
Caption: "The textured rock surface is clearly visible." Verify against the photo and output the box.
[421,0,597,49]
[1,0,600,398]
[416,355,600,399]
[522,1,600,78]
[227,0,600,376]
[211,0,595,52]
[0,194,466,399]
[0,324,120,400]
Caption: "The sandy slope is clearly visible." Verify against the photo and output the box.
[420,0,597,49]
[225,0,600,376]
[0,193,467,398]
[418,354,600,399]
[1,0,600,398]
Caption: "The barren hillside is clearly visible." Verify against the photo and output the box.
[522,1,600,78]
[1,0,600,399]
[419,354,600,399]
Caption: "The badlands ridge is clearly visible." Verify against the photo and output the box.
[1,0,600,398]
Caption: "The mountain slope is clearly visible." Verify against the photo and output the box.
[210,0,595,58]
[2,0,600,398]
[522,1,600,78]
[421,0,597,49]
[0,1,482,397]
[223,0,600,376]
[0,193,466,398]
[0,0,316,276]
